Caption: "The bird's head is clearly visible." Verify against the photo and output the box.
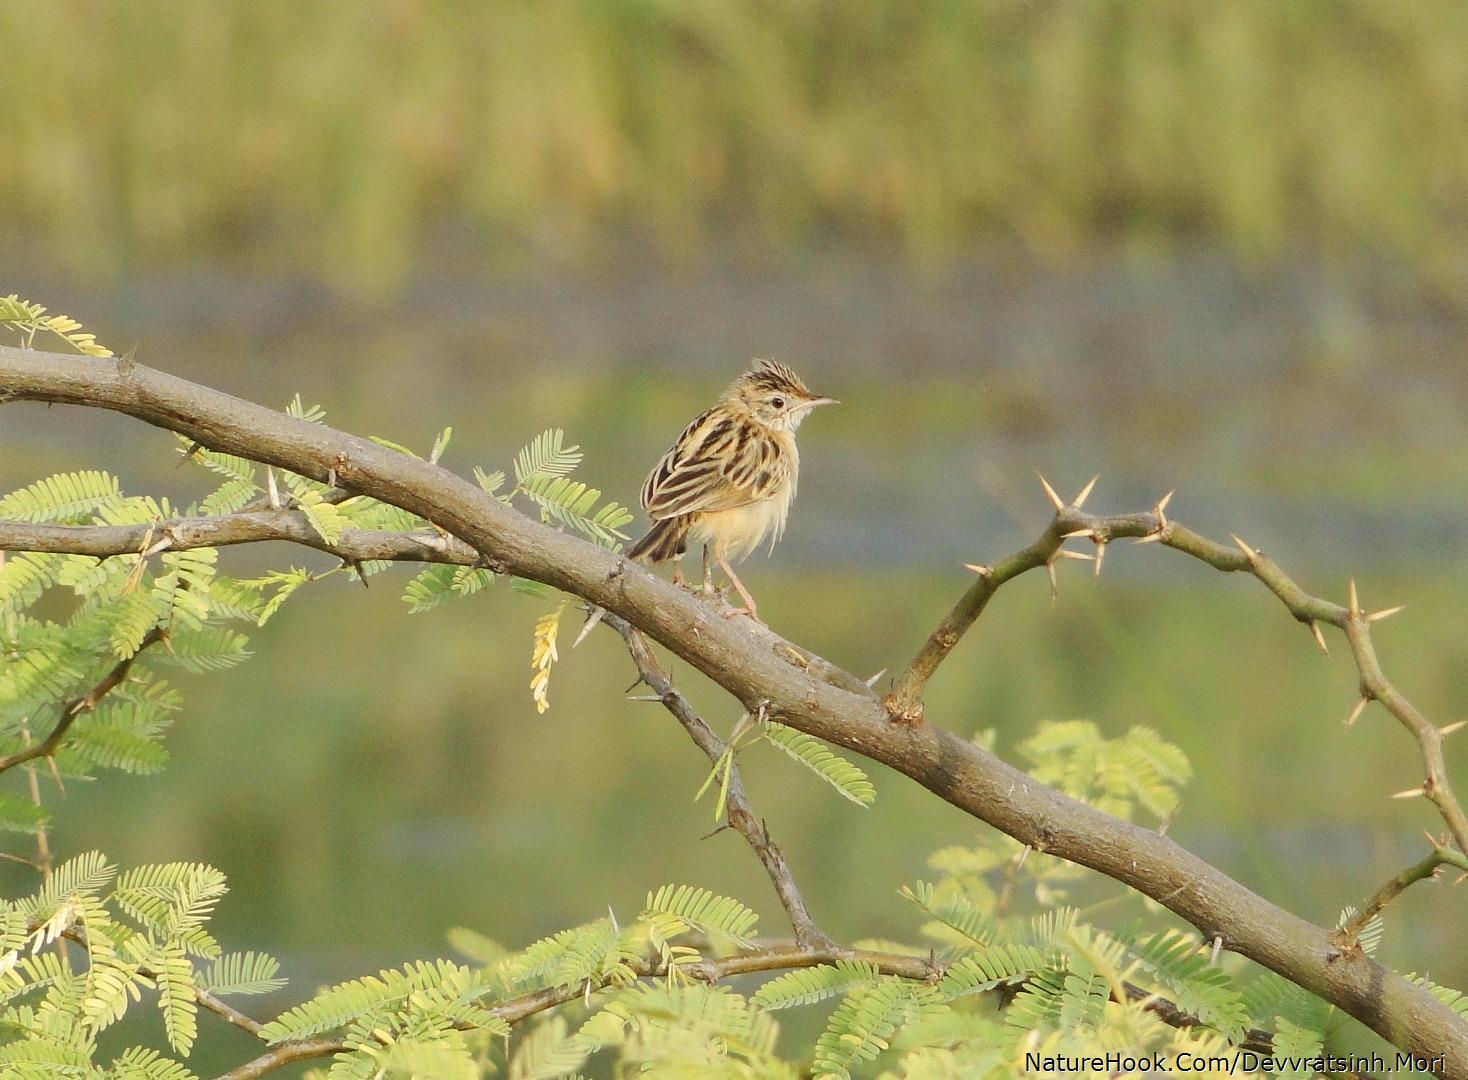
[725,359,837,433]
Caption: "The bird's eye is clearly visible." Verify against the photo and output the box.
[771,396,785,409]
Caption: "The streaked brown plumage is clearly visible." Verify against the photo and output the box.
[626,359,836,622]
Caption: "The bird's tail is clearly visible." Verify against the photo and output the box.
[625,516,690,564]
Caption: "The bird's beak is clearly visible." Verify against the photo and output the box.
[801,396,839,410]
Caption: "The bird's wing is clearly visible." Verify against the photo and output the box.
[641,409,788,520]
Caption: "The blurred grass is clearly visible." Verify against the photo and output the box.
[5,0,1468,289]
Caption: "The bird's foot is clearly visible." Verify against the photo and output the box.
[722,605,764,625]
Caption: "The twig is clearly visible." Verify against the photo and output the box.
[0,514,479,565]
[610,613,834,949]
[0,627,165,774]
[53,924,265,1036]
[1333,841,1468,949]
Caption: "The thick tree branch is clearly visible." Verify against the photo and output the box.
[611,612,833,949]
[4,345,1467,1074]
[0,625,166,774]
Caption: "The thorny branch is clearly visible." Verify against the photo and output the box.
[609,611,833,949]
[3,345,1467,1074]
[1334,840,1468,949]
[0,625,166,774]
[213,941,1285,1080]
[886,476,1468,859]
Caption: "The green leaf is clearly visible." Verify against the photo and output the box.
[812,978,934,1079]
[286,394,326,424]
[156,627,252,672]
[508,1016,590,1080]
[643,884,759,949]
[473,466,506,496]
[1121,929,1248,1041]
[0,471,121,523]
[936,945,1053,1001]
[0,792,51,835]
[514,429,583,487]
[283,475,347,544]
[197,952,286,996]
[155,942,198,1055]
[520,475,632,545]
[760,721,875,807]
[899,881,994,950]
[752,961,882,1010]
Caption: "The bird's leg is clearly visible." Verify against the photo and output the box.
[717,552,762,624]
[672,556,687,588]
[701,544,713,594]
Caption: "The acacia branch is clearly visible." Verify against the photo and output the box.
[610,613,833,949]
[884,479,1468,857]
[0,511,478,564]
[1334,842,1468,949]
[54,925,265,1036]
[214,944,935,1080]
[4,345,1467,1074]
[214,941,1273,1080]
[0,625,166,774]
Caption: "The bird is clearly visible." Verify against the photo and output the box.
[624,359,837,623]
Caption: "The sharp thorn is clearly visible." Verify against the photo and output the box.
[1345,697,1370,727]
[1348,579,1361,617]
[1230,535,1255,562]
[175,441,203,468]
[1368,605,1405,624]
[573,606,607,648]
[1062,527,1095,539]
[623,672,648,695]
[1156,489,1175,515]
[266,467,281,509]
[1073,475,1098,508]
[626,694,665,702]
[864,668,888,688]
[1038,473,1064,511]
[1309,621,1329,655]
[1210,935,1223,965]
[1439,720,1467,737]
[700,824,732,841]
[1057,549,1093,562]
[1046,559,1058,601]
[1133,532,1162,545]
[1093,541,1106,578]
[1015,845,1031,870]
[963,563,992,577]
[46,755,65,796]
[1392,786,1427,800]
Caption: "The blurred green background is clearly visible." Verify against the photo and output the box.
[4,0,1468,1072]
